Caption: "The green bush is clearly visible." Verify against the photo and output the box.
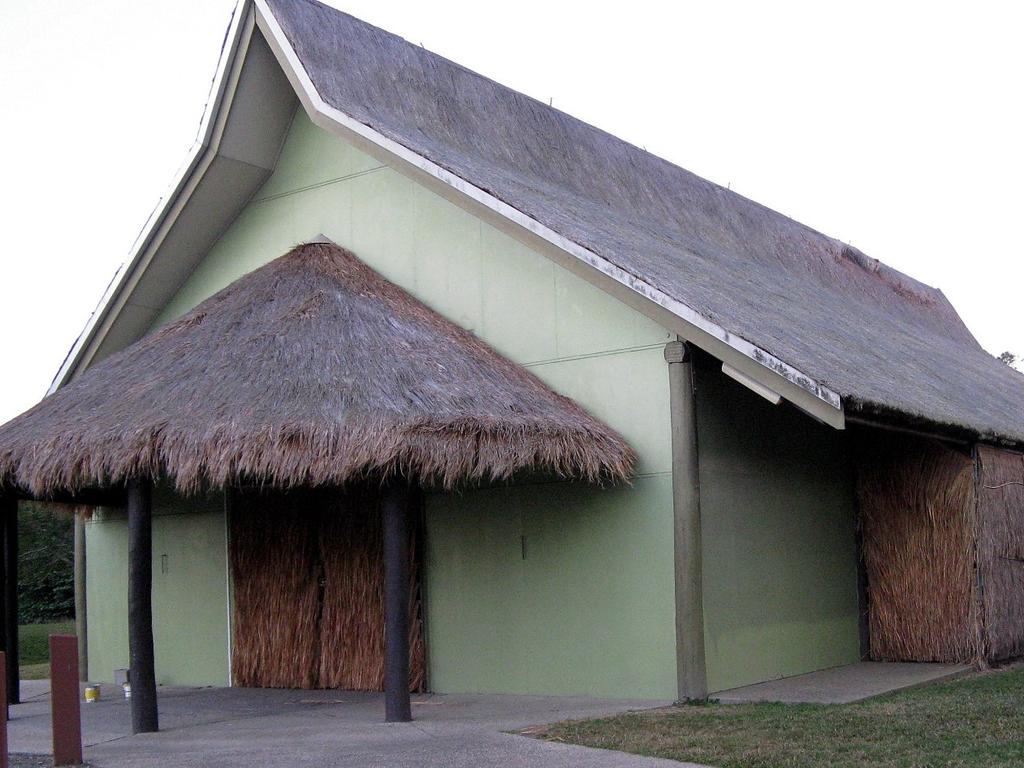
[18,503,75,623]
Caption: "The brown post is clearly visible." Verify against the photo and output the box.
[3,500,17,706]
[382,481,412,723]
[50,635,83,766]
[0,650,7,768]
[127,478,158,733]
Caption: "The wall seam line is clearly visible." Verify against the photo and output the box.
[252,165,388,203]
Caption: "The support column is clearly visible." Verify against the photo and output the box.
[665,340,708,702]
[4,497,18,706]
[382,481,412,723]
[74,512,88,681]
[127,478,158,733]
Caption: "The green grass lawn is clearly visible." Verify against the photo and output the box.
[536,666,1024,768]
[17,620,75,679]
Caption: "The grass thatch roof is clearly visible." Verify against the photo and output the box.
[0,243,635,496]
[268,0,1024,444]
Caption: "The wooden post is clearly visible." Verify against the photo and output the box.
[127,478,158,733]
[74,512,88,681]
[0,650,7,768]
[0,499,7,695]
[665,340,708,702]
[49,635,83,766]
[382,481,412,723]
[3,500,17,706]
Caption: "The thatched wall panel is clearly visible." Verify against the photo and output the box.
[229,487,424,690]
[856,434,981,663]
[229,491,321,688]
[977,445,1024,661]
[317,487,425,691]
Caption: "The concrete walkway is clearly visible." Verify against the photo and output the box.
[9,681,707,767]
[715,661,974,704]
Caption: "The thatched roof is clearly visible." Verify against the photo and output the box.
[266,0,1024,444]
[0,243,635,496]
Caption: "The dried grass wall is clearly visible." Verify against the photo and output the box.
[230,491,321,688]
[855,434,982,663]
[977,446,1024,662]
[229,487,424,690]
[317,486,425,691]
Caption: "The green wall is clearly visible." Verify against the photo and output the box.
[426,478,674,697]
[145,109,678,698]
[84,512,127,685]
[86,108,861,697]
[85,486,229,686]
[696,358,861,693]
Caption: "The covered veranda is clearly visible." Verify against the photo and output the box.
[0,241,635,733]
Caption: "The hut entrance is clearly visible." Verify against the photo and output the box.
[228,486,425,691]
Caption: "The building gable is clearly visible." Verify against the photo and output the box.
[156,109,674,478]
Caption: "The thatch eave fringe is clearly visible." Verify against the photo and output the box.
[0,243,637,496]
[1,422,632,497]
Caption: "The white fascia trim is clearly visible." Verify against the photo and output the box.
[48,0,256,394]
[722,363,783,406]
[254,0,843,422]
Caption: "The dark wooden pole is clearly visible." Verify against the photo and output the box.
[3,498,18,706]
[0,650,7,768]
[0,498,7,696]
[127,478,158,733]
[382,481,412,723]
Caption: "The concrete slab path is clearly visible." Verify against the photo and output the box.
[9,681,708,767]
[715,661,974,704]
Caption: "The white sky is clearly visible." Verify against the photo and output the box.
[1,0,1021,425]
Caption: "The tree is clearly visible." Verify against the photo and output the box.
[18,502,75,622]
[999,351,1019,368]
